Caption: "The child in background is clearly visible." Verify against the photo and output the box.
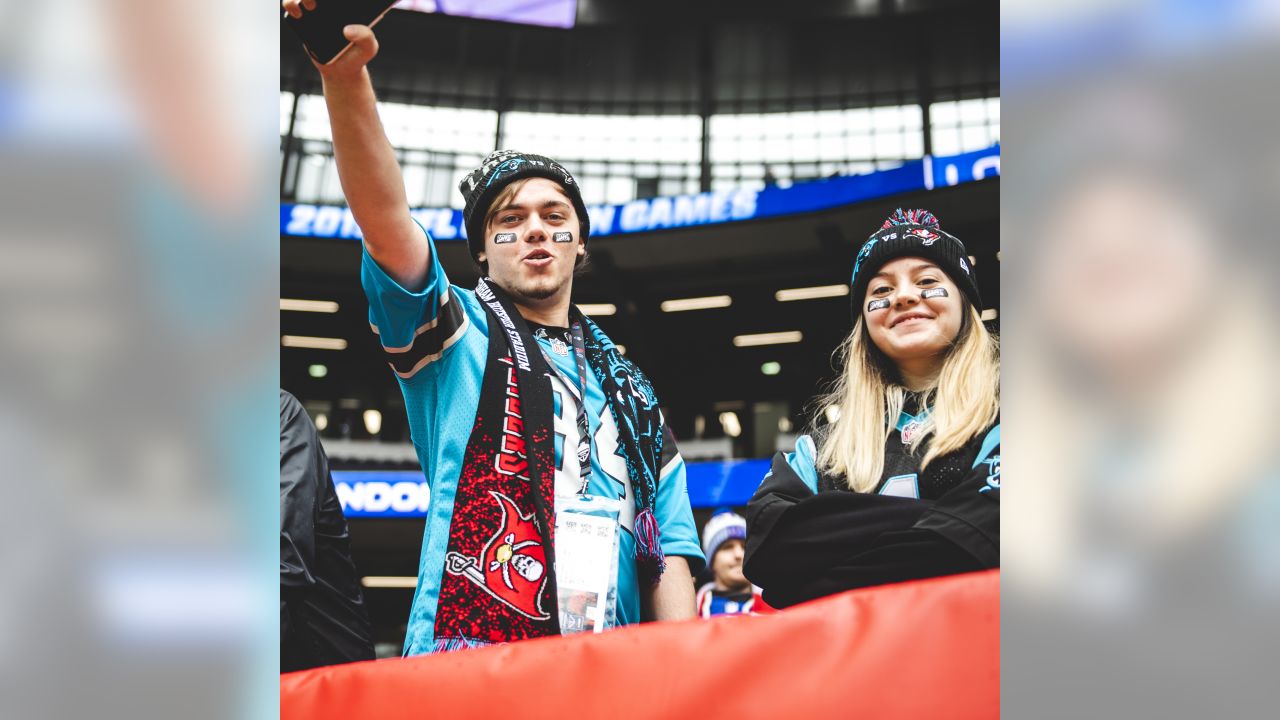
[697,510,771,617]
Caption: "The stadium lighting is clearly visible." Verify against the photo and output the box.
[733,331,803,347]
[314,413,329,431]
[660,295,732,312]
[361,576,418,589]
[761,361,782,375]
[719,411,742,438]
[616,344,627,355]
[578,303,617,316]
[363,410,382,435]
[825,405,841,424]
[282,335,348,350]
[308,364,328,378]
[775,284,849,302]
[280,298,340,313]
[981,308,998,321]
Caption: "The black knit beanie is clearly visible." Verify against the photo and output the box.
[458,150,590,262]
[849,208,981,319]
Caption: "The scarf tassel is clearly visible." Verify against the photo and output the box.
[433,636,492,654]
[634,507,666,582]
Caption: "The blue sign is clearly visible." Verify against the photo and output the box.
[333,471,430,518]
[333,457,776,518]
[283,145,999,241]
[684,458,773,509]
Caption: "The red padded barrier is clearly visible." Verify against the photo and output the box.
[282,570,998,720]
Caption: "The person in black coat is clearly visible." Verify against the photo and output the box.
[280,390,375,672]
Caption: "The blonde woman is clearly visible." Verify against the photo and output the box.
[744,209,1000,608]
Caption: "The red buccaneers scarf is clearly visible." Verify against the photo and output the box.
[433,279,667,651]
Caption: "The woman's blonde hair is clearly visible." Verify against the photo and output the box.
[814,304,1000,492]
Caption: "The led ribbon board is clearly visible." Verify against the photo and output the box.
[284,145,999,242]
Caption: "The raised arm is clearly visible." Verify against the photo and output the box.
[283,1,430,289]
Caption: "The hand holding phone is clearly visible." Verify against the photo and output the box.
[282,0,399,69]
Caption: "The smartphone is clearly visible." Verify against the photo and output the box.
[283,0,401,65]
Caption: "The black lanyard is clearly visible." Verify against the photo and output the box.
[536,322,593,495]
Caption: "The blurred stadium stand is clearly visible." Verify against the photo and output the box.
[280,0,998,653]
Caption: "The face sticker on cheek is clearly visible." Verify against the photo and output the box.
[921,288,949,300]
[552,231,574,243]
[867,298,891,312]
[494,232,517,244]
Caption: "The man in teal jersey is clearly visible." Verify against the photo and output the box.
[283,1,702,653]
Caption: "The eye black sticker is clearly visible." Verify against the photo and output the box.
[552,232,574,243]
[921,288,949,299]
[494,232,517,244]
[867,298,891,312]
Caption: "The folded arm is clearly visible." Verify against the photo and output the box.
[744,451,999,608]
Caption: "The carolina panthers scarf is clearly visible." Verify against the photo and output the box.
[432,278,666,651]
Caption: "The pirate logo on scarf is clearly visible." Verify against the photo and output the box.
[445,491,550,620]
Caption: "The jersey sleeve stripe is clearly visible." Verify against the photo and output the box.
[370,288,458,352]
[659,453,682,481]
[658,421,680,470]
[382,294,470,378]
